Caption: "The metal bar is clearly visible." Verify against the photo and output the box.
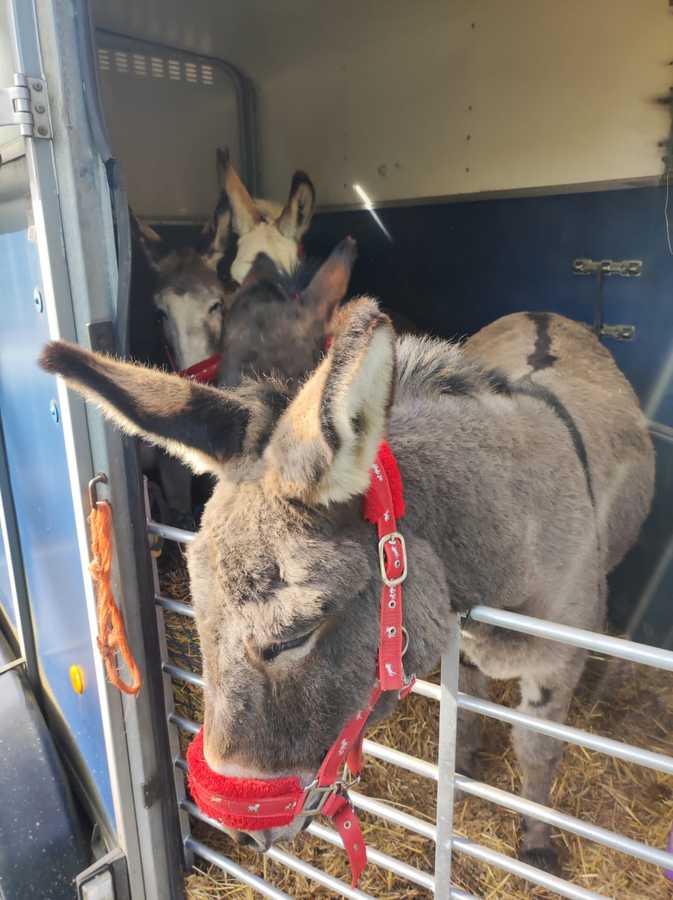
[307,821,435,892]
[185,837,291,900]
[363,739,439,780]
[434,628,460,899]
[155,594,195,619]
[467,606,673,671]
[169,713,199,736]
[183,801,375,900]
[162,663,204,688]
[455,774,673,871]
[350,791,436,840]
[413,678,442,701]
[146,518,196,544]
[452,836,608,900]
[459,692,673,776]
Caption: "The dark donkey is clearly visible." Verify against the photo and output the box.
[40,296,653,870]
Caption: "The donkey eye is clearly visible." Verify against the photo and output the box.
[208,300,224,315]
[156,308,168,321]
[262,628,317,663]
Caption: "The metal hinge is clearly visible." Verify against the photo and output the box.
[572,258,642,277]
[0,74,52,138]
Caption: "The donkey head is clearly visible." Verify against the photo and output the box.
[134,148,316,372]
[132,214,229,372]
[40,294,401,847]
[218,236,357,388]
[214,147,316,286]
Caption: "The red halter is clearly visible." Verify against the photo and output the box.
[163,338,222,386]
[186,441,414,885]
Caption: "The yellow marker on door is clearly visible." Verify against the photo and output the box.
[69,664,85,694]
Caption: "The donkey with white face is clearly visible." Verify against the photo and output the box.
[40,300,653,871]
[137,148,316,373]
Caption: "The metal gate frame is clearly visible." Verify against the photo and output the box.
[147,510,673,900]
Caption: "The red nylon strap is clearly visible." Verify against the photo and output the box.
[322,792,367,887]
[179,352,223,385]
[364,441,409,692]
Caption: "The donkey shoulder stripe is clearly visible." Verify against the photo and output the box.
[526,312,559,372]
[513,378,596,509]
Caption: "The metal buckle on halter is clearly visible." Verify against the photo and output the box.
[300,773,361,818]
[378,532,408,587]
[300,782,340,818]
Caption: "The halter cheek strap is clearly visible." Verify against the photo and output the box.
[186,441,414,886]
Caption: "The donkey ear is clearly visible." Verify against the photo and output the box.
[218,146,261,237]
[199,152,233,268]
[38,342,280,477]
[276,171,316,242]
[130,208,166,272]
[301,236,357,322]
[264,298,395,504]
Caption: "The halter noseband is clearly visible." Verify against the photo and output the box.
[186,440,414,885]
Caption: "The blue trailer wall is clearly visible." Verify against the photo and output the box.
[0,226,115,827]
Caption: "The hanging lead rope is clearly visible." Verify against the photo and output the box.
[88,475,142,695]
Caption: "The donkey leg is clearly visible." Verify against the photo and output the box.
[512,651,586,872]
[456,656,489,778]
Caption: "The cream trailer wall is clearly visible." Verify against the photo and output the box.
[93,0,673,216]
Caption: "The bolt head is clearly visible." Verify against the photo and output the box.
[37,126,48,137]
[32,81,43,91]
[35,104,45,114]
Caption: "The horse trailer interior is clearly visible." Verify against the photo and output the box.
[2,1,673,898]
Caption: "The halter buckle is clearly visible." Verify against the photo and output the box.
[300,773,361,818]
[301,782,339,818]
[378,532,407,587]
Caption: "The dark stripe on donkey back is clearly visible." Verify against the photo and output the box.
[514,378,596,510]
[526,313,559,372]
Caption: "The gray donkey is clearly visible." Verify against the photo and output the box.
[39,293,653,871]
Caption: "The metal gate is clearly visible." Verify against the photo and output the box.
[145,500,673,899]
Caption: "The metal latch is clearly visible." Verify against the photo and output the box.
[572,257,642,341]
[0,73,52,138]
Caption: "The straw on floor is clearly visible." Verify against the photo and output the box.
[160,563,673,900]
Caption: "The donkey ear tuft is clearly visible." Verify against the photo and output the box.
[264,298,395,504]
[276,171,316,242]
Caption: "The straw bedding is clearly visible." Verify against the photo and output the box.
[160,561,673,900]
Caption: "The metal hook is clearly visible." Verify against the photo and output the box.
[88,473,108,509]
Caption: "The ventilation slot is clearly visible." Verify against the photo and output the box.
[97,46,215,86]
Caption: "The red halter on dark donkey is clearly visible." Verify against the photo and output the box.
[187,440,415,885]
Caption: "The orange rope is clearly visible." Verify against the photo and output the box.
[88,500,142,695]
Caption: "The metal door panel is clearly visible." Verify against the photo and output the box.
[0,223,115,826]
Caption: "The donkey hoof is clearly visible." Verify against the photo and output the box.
[520,846,559,874]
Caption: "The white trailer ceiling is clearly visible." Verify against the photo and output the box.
[93,0,673,214]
